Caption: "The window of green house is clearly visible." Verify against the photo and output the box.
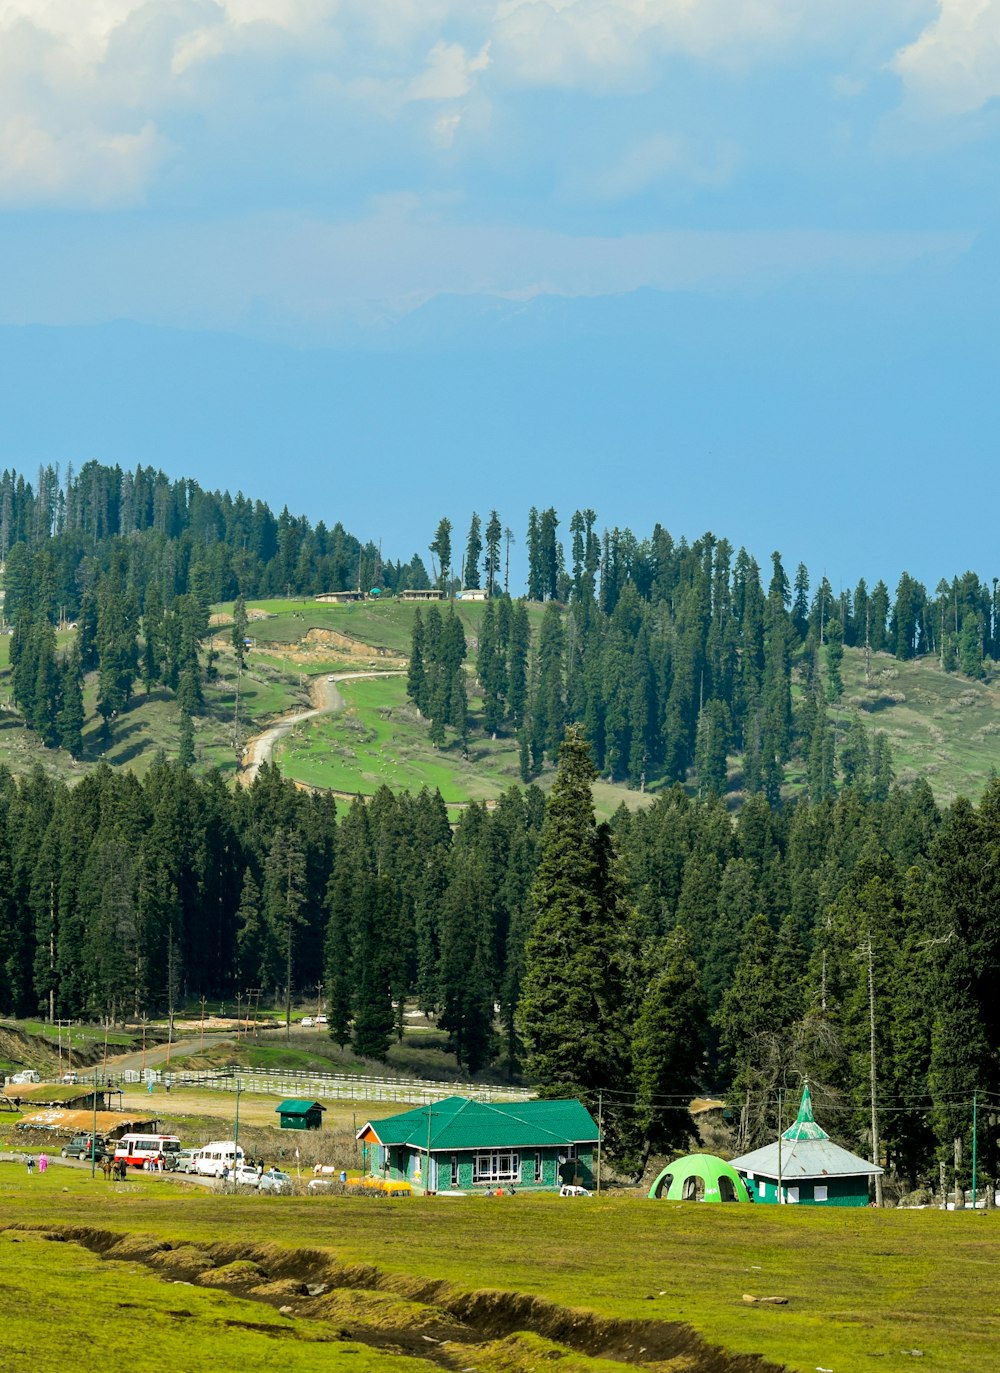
[473,1151,520,1184]
[534,1152,542,1182]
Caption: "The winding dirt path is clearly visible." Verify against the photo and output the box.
[238,671,405,787]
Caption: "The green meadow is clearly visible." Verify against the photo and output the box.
[2,1163,999,1373]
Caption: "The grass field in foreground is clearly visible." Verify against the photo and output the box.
[2,1163,999,1373]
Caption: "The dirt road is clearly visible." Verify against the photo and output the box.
[239,670,405,786]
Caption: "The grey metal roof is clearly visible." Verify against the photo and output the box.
[729,1083,883,1180]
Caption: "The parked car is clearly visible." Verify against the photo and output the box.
[60,1135,106,1162]
[299,1016,315,1027]
[62,1072,79,1085]
[169,1149,200,1174]
[258,1168,293,1194]
[232,1163,261,1187]
[315,1015,328,1025]
[10,1070,40,1085]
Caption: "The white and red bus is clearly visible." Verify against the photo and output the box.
[113,1133,182,1169]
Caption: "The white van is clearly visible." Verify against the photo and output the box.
[194,1141,246,1177]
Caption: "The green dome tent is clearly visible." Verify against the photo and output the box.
[648,1153,751,1203]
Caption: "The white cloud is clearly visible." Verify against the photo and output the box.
[489,0,903,89]
[894,0,1000,114]
[406,41,491,102]
[0,0,961,207]
[0,117,166,207]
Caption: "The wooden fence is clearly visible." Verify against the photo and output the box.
[109,1066,535,1106]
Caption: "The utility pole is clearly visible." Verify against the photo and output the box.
[777,1088,783,1204]
[425,1097,433,1195]
[233,1078,241,1184]
[972,1092,978,1211]
[866,932,884,1207]
[91,1066,99,1180]
[595,1092,603,1197]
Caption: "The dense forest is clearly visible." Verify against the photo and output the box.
[0,736,997,1192]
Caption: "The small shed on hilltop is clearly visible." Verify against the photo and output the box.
[357,1096,600,1194]
[648,1153,751,1203]
[315,591,366,603]
[276,1099,326,1131]
[729,1083,882,1206]
[399,589,445,601]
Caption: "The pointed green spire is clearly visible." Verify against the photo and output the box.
[782,1081,829,1142]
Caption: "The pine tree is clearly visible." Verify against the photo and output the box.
[406,609,427,714]
[235,868,267,988]
[824,617,844,702]
[463,512,482,589]
[262,827,308,1034]
[430,517,452,592]
[507,599,529,729]
[484,510,502,597]
[178,710,196,767]
[517,726,631,1140]
[526,507,543,601]
[57,651,84,758]
[632,928,706,1160]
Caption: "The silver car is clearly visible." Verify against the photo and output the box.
[258,1168,293,1194]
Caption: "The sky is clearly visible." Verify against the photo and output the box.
[0,0,998,594]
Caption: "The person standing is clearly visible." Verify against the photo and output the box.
[38,1153,48,1175]
[26,1156,34,1176]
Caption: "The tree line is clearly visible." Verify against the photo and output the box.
[0,737,997,1192]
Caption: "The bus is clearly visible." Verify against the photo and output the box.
[113,1133,182,1169]
[194,1141,245,1177]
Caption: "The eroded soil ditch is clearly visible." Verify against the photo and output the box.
[7,1224,789,1373]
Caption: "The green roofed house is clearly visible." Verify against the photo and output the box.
[648,1153,752,1203]
[729,1082,882,1206]
[275,1099,326,1131]
[357,1096,600,1194]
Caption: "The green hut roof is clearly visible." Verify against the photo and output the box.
[359,1097,599,1152]
[781,1082,828,1142]
[275,1099,326,1116]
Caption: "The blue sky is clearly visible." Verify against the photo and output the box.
[0,1,997,594]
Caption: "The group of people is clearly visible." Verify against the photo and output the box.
[24,1153,48,1176]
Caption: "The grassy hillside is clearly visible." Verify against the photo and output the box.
[2,595,1000,810]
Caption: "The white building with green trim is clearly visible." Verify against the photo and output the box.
[357,1096,600,1194]
[730,1083,882,1207]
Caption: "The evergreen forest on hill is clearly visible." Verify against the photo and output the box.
[2,461,998,803]
[1,461,999,1191]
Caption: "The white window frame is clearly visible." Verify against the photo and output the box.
[814,1184,828,1202]
[473,1151,520,1185]
[534,1151,543,1183]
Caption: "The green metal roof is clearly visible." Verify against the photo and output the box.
[360,1096,599,1152]
[275,1099,326,1115]
[781,1082,828,1142]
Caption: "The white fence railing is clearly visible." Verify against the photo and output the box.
[107,1066,535,1106]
